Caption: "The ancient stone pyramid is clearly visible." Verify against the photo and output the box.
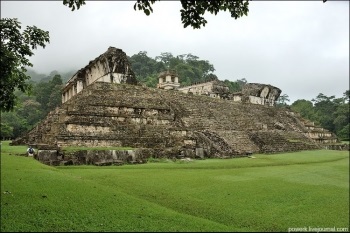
[14,47,338,158]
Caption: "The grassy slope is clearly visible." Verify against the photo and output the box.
[1,141,349,232]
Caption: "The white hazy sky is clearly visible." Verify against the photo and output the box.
[1,1,349,103]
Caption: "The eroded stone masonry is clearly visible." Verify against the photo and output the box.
[13,47,338,166]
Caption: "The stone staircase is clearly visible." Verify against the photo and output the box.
[249,130,321,153]
[216,130,260,155]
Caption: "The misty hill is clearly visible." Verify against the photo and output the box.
[26,68,76,83]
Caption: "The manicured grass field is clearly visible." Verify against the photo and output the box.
[1,141,349,232]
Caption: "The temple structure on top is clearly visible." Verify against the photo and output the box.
[156,70,180,90]
[156,70,281,106]
[62,47,137,103]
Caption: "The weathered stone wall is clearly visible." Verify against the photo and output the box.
[62,47,137,103]
[16,81,337,159]
[178,79,230,99]
[324,144,350,151]
[240,83,282,106]
[36,148,154,166]
[242,83,281,100]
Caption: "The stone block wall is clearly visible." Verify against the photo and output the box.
[35,147,189,166]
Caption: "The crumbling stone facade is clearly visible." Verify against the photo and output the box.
[229,83,282,107]
[62,47,137,103]
[178,79,230,99]
[157,70,230,99]
[240,83,281,106]
[156,71,281,106]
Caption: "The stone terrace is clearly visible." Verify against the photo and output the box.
[21,82,323,158]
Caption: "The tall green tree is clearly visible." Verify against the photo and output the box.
[129,51,163,83]
[129,51,243,90]
[333,90,350,140]
[47,75,64,110]
[0,18,50,112]
[16,99,42,126]
[276,94,290,107]
[236,78,247,88]
[291,91,349,140]
[130,51,218,87]
[35,74,63,115]
[290,99,315,121]
[342,90,350,103]
[223,79,241,92]
[155,52,174,68]
[0,111,29,139]
[0,122,13,140]
[312,93,338,132]
[1,73,64,139]
[63,0,250,29]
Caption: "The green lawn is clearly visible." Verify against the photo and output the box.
[1,141,349,232]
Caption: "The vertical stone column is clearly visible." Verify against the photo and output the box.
[62,93,65,103]
[69,87,72,101]
[77,80,83,94]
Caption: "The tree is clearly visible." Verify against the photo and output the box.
[343,90,350,103]
[223,79,242,92]
[35,74,63,115]
[333,90,350,140]
[290,99,315,121]
[130,51,218,87]
[311,93,337,132]
[0,18,50,112]
[337,123,349,141]
[291,91,349,140]
[129,51,162,83]
[155,52,174,68]
[47,75,64,111]
[63,0,250,29]
[236,78,247,89]
[17,99,42,126]
[0,111,29,139]
[276,94,290,107]
[0,122,14,140]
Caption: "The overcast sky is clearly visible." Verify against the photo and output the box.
[1,1,349,103]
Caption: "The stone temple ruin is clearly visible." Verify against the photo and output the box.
[62,47,137,103]
[156,69,282,106]
[13,47,339,166]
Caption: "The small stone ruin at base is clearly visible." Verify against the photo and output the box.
[12,47,339,166]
